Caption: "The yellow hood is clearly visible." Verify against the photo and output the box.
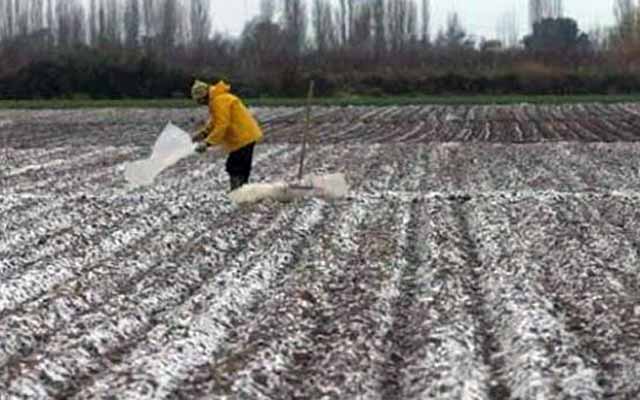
[210,81,231,97]
[202,80,263,153]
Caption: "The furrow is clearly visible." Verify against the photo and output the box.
[1,147,107,179]
[69,200,327,400]
[2,147,133,190]
[0,200,279,399]
[167,199,372,399]
[199,196,404,399]
[538,194,640,398]
[467,193,604,400]
[381,197,493,400]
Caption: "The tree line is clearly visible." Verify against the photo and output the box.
[1,0,640,100]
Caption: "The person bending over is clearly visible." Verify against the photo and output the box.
[191,80,263,191]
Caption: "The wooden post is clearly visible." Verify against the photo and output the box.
[298,80,315,181]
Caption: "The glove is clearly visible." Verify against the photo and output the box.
[191,129,207,143]
[195,142,209,154]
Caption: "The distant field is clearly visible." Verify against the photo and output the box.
[2,104,640,398]
[3,93,640,109]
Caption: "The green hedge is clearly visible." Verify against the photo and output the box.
[1,55,640,99]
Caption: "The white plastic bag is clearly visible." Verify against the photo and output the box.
[124,122,196,186]
[228,173,349,204]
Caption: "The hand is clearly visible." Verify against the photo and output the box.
[191,129,207,143]
[195,142,209,154]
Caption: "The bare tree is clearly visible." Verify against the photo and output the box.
[142,0,156,38]
[88,0,98,45]
[588,24,609,51]
[436,12,473,49]
[282,0,307,56]
[338,0,348,46]
[70,0,85,45]
[46,0,55,32]
[103,0,119,45]
[551,0,563,18]
[125,0,140,48]
[497,8,519,48]
[373,0,386,55]
[30,0,45,33]
[260,0,276,22]
[530,0,564,28]
[2,0,14,40]
[190,0,210,46]
[0,0,6,41]
[350,1,373,52]
[57,0,71,46]
[529,0,543,29]
[159,0,178,49]
[313,0,336,54]
[240,15,285,75]
[347,0,355,45]
[612,0,640,44]
[421,0,430,45]
[387,0,415,53]
[407,0,418,45]
[615,0,634,24]
[15,0,28,36]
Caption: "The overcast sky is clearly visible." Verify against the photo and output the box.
[210,0,616,40]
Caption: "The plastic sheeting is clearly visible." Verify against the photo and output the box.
[124,122,196,186]
[228,173,349,204]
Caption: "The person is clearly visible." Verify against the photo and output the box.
[190,80,263,191]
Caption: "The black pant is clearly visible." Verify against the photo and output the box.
[226,142,255,190]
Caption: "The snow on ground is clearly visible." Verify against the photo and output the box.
[1,104,640,399]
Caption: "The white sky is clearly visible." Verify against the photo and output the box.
[210,0,616,40]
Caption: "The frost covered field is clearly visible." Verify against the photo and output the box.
[1,104,640,399]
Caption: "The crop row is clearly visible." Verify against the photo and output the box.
[2,104,640,151]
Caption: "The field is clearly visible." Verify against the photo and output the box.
[1,103,640,399]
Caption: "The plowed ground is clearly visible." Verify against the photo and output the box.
[1,104,640,399]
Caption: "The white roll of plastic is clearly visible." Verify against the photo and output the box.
[124,122,197,186]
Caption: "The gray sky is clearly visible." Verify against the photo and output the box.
[211,0,615,40]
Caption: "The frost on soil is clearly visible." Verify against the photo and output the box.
[1,104,640,399]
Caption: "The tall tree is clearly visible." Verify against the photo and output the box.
[338,0,348,46]
[57,0,71,46]
[125,0,140,48]
[529,0,544,29]
[46,0,55,32]
[347,0,355,45]
[88,0,98,45]
[524,17,590,53]
[372,0,386,55]
[551,0,563,18]
[2,0,14,39]
[387,0,415,53]
[240,15,284,74]
[497,9,519,48]
[103,0,120,45]
[613,0,637,42]
[70,0,86,45]
[350,1,373,52]
[435,12,474,49]
[161,0,177,49]
[421,0,430,45]
[30,0,45,33]
[282,0,307,56]
[313,0,336,54]
[530,0,564,29]
[142,0,156,38]
[260,0,276,22]
[15,0,28,36]
[190,0,211,46]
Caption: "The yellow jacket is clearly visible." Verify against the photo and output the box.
[203,81,263,153]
